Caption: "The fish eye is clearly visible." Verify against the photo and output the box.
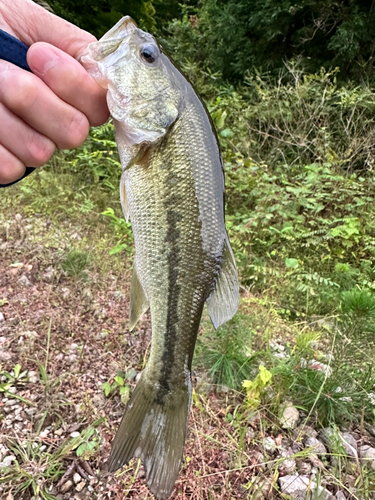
[140,44,159,64]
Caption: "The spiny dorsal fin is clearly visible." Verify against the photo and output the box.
[206,235,239,329]
[129,262,149,331]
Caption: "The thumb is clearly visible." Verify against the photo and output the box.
[2,0,96,58]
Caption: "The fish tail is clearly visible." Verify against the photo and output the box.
[108,374,192,500]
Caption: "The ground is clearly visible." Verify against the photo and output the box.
[1,183,375,500]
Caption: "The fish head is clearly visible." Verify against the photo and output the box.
[81,16,182,147]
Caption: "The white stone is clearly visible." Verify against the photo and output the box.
[60,480,74,493]
[28,371,39,383]
[320,428,357,459]
[308,359,332,377]
[0,348,12,361]
[70,431,80,438]
[18,275,32,287]
[279,475,334,500]
[73,472,82,484]
[280,404,300,429]
[25,407,37,417]
[359,445,375,469]
[0,455,15,468]
[0,313,4,322]
[336,491,346,500]
[75,481,86,492]
[305,437,327,455]
[4,399,17,406]
[341,432,357,458]
[263,436,277,452]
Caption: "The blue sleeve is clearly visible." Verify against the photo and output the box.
[0,29,35,188]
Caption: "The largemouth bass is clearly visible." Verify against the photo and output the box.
[81,17,239,500]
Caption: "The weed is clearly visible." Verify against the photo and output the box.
[61,249,90,281]
[195,313,258,390]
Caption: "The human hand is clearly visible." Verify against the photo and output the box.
[0,0,109,185]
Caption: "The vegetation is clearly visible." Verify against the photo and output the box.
[2,0,375,498]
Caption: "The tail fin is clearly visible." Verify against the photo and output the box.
[108,374,192,500]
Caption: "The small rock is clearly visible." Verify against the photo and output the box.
[0,313,4,322]
[279,475,334,500]
[60,480,74,493]
[0,348,12,361]
[28,371,39,383]
[359,445,375,469]
[5,399,17,407]
[279,448,296,474]
[336,492,346,500]
[246,428,255,441]
[320,427,357,459]
[341,432,357,458]
[295,425,318,440]
[0,455,15,468]
[25,407,37,417]
[308,359,332,377]
[18,275,32,287]
[305,437,327,455]
[280,404,300,430]
[70,431,80,438]
[297,461,312,474]
[73,473,82,484]
[43,267,55,282]
[263,436,277,452]
[55,428,64,436]
[252,450,265,469]
[75,481,86,492]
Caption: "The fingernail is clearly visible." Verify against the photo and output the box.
[28,44,59,76]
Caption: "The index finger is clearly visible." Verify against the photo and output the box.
[27,43,109,127]
[2,0,95,58]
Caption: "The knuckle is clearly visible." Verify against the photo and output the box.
[28,136,55,167]
[0,161,25,184]
[61,111,89,149]
[89,107,110,128]
[9,73,38,113]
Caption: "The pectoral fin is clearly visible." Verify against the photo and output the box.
[120,172,129,222]
[206,235,239,329]
[129,263,149,331]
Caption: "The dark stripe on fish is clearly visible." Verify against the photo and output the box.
[155,185,182,403]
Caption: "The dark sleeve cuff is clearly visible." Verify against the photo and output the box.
[0,29,36,188]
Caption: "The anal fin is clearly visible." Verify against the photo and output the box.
[129,262,149,331]
[206,235,239,329]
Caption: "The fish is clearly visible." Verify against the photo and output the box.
[81,17,239,500]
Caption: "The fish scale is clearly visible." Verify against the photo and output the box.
[81,16,239,500]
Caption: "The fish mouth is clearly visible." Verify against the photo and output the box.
[79,16,137,86]
[99,16,137,43]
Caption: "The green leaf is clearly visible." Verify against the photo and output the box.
[220,128,235,138]
[14,364,22,378]
[102,381,111,397]
[285,258,299,269]
[114,376,124,386]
